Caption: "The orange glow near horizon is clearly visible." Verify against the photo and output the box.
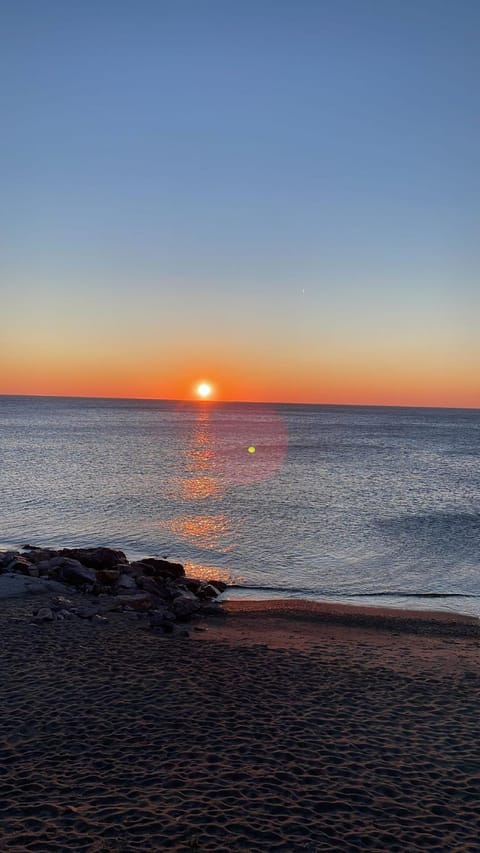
[1,343,479,409]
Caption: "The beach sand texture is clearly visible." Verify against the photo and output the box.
[1,596,479,852]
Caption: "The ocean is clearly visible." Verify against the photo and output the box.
[1,395,479,617]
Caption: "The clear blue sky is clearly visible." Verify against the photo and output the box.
[1,1,479,404]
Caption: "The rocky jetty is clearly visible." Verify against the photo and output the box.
[0,545,227,637]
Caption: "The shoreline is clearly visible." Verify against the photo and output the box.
[222,597,480,634]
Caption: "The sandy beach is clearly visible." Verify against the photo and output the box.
[1,595,479,852]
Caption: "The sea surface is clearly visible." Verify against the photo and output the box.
[1,396,479,618]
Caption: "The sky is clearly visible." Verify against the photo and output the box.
[1,0,479,406]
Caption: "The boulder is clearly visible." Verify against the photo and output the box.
[172,591,201,620]
[208,579,228,593]
[134,557,185,581]
[96,568,121,586]
[5,556,34,575]
[0,551,20,571]
[53,558,96,586]
[197,582,220,600]
[117,573,137,590]
[136,576,166,598]
[116,593,154,611]
[121,561,146,577]
[184,577,202,594]
[59,547,128,570]
[22,548,59,565]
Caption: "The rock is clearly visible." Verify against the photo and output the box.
[117,573,137,590]
[134,557,185,580]
[57,608,73,619]
[5,556,34,575]
[197,582,220,600]
[208,579,228,593]
[136,576,166,598]
[184,577,202,593]
[22,548,59,564]
[34,607,54,623]
[59,547,128,570]
[116,593,154,611]
[53,558,96,586]
[172,591,201,620]
[0,551,19,571]
[95,568,120,586]
[122,561,146,577]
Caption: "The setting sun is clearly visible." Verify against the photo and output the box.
[196,382,213,399]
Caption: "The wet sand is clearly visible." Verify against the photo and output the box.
[1,596,479,851]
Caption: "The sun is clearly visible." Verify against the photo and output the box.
[196,382,213,399]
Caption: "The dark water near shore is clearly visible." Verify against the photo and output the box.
[1,395,479,617]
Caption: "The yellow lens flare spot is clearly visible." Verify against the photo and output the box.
[247,445,256,454]
[197,383,212,398]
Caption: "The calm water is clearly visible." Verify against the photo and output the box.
[1,396,479,617]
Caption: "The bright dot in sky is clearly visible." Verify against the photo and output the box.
[197,382,212,398]
[248,445,256,454]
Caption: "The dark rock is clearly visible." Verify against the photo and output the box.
[208,579,228,593]
[96,568,120,586]
[136,576,166,598]
[122,561,146,577]
[117,573,137,590]
[116,593,154,611]
[184,577,202,593]
[172,591,201,620]
[0,551,20,571]
[197,582,220,600]
[52,558,96,586]
[59,547,128,570]
[5,556,34,575]
[22,548,60,565]
[134,557,185,580]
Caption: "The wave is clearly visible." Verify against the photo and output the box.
[228,584,479,598]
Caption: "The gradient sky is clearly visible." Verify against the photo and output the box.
[1,0,479,406]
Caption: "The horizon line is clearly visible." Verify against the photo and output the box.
[1,393,479,412]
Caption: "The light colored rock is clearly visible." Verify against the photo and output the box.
[0,574,69,598]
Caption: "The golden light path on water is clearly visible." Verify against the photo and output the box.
[156,403,288,582]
